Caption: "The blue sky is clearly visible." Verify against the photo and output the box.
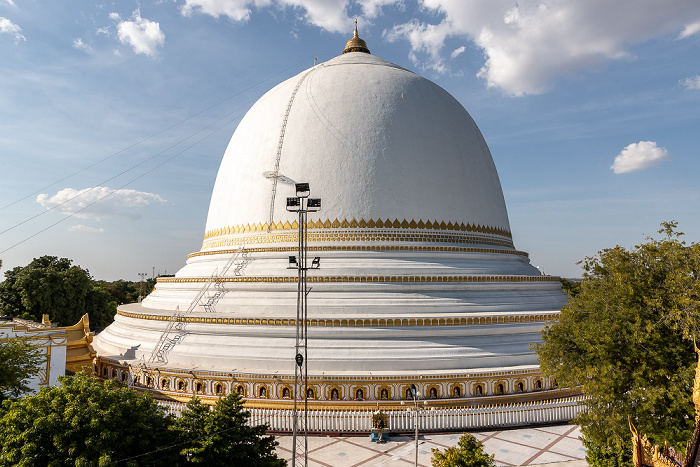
[1,0,699,281]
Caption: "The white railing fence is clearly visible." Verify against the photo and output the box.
[157,396,585,433]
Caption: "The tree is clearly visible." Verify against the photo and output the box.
[536,222,700,461]
[0,373,177,466]
[430,433,495,467]
[0,255,113,327]
[0,337,44,402]
[173,393,285,466]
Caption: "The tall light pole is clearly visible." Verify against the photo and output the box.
[286,183,321,467]
[401,383,427,467]
[138,272,147,303]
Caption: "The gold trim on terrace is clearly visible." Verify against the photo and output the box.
[202,230,515,250]
[157,274,560,284]
[203,218,512,240]
[188,245,528,259]
[116,309,558,326]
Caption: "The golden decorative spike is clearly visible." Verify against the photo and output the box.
[342,19,371,55]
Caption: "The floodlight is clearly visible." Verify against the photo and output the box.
[307,198,321,211]
[288,256,298,269]
[295,183,310,198]
[286,197,300,211]
[311,257,320,269]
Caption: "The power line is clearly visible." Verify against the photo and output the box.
[0,99,248,255]
[105,405,292,466]
[0,94,257,239]
[0,57,311,213]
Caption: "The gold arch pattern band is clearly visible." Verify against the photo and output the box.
[157,274,560,284]
[203,218,512,240]
[202,230,515,250]
[189,245,529,259]
[116,309,558,326]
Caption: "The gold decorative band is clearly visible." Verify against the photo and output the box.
[96,356,578,409]
[202,230,515,250]
[116,309,558,326]
[157,274,560,284]
[189,245,528,259]
[203,218,512,240]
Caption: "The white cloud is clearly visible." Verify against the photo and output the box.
[173,1,700,94]
[181,0,352,32]
[610,141,670,174]
[36,187,166,220]
[69,225,105,233]
[382,1,700,95]
[450,45,465,59]
[385,19,453,73]
[73,38,92,51]
[679,20,700,39]
[681,75,700,90]
[1,0,16,6]
[180,0,271,22]
[0,17,25,43]
[117,9,165,57]
[279,0,352,33]
[109,12,121,21]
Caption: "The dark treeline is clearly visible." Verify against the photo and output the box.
[0,255,156,328]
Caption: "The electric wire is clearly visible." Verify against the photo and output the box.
[0,57,311,212]
[0,99,250,255]
[104,405,293,465]
[0,94,256,239]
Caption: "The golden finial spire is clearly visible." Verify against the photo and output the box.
[342,18,370,55]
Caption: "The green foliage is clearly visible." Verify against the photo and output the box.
[559,278,582,298]
[0,373,177,466]
[0,337,44,402]
[536,221,700,453]
[95,278,156,306]
[583,437,633,467]
[0,256,111,327]
[0,256,158,328]
[430,433,495,467]
[173,393,285,466]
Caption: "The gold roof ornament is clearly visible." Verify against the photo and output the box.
[342,19,370,55]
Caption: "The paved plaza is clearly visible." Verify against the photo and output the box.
[275,424,587,467]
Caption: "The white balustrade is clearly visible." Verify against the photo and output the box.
[157,396,585,433]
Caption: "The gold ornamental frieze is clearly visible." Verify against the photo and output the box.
[156,274,560,285]
[116,309,558,326]
[202,218,512,240]
[188,245,529,259]
[202,230,514,250]
[96,355,576,410]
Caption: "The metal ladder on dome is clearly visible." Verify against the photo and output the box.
[267,66,317,229]
[147,247,251,365]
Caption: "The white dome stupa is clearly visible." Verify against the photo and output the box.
[93,26,572,422]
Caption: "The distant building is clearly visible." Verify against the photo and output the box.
[0,314,95,397]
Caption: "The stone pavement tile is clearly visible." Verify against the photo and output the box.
[481,437,541,466]
[529,461,587,467]
[549,436,588,458]
[309,442,379,467]
[525,450,580,465]
[537,424,580,436]
[275,424,587,467]
[494,427,559,448]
